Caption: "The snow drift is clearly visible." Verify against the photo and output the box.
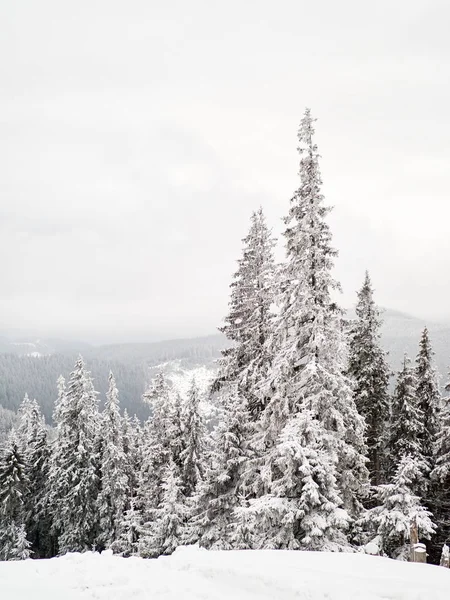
[1,546,449,600]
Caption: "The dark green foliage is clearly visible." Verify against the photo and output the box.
[348,272,391,487]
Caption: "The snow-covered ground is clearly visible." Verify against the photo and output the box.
[1,546,449,600]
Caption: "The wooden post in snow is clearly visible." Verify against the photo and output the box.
[409,518,427,563]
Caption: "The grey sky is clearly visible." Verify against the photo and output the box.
[0,0,449,342]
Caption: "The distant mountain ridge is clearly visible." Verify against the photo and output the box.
[0,308,448,373]
[0,308,449,424]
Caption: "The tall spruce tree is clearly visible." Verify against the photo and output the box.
[138,373,181,552]
[390,356,423,459]
[214,207,276,416]
[251,110,368,547]
[415,327,440,464]
[47,358,101,554]
[197,386,252,550]
[389,355,428,500]
[122,410,143,497]
[139,373,174,508]
[430,376,450,563]
[16,395,52,557]
[0,432,30,560]
[97,372,129,548]
[348,272,390,486]
[180,378,205,498]
[141,459,187,558]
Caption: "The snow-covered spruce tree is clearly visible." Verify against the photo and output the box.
[247,410,349,550]
[139,373,174,507]
[122,410,143,496]
[251,110,368,546]
[389,355,427,495]
[430,380,450,563]
[197,386,252,550]
[16,395,52,557]
[415,327,440,465]
[4,523,32,561]
[47,359,101,554]
[371,455,435,559]
[180,378,205,498]
[111,498,141,557]
[214,207,276,417]
[140,459,187,558]
[347,272,390,486]
[0,432,30,560]
[138,372,182,554]
[170,391,185,472]
[97,372,129,548]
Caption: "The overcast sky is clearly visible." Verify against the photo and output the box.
[0,0,449,343]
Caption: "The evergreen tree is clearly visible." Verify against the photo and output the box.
[15,394,53,557]
[47,358,101,554]
[170,392,185,471]
[431,380,450,563]
[415,327,440,463]
[247,411,350,550]
[97,372,129,548]
[138,373,179,547]
[371,455,435,559]
[214,207,276,416]
[122,410,143,495]
[139,460,187,558]
[0,522,32,561]
[198,386,251,550]
[111,499,141,557]
[389,355,427,492]
[0,432,30,560]
[348,272,391,486]
[180,378,205,497]
[252,110,368,541]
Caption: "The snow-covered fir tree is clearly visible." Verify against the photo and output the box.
[180,378,205,497]
[47,359,101,554]
[370,455,435,559]
[197,386,252,550]
[389,355,427,494]
[250,110,368,546]
[247,410,350,550]
[139,373,174,507]
[122,410,143,495]
[0,522,31,561]
[97,372,129,548]
[415,327,440,464]
[170,391,185,472]
[137,373,181,553]
[16,395,52,557]
[140,459,187,558]
[430,377,450,563]
[0,432,30,560]
[111,499,141,557]
[348,272,390,486]
[214,207,276,416]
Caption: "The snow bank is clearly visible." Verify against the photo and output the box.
[1,546,449,600]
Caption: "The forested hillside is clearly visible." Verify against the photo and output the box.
[0,310,448,425]
[0,355,149,422]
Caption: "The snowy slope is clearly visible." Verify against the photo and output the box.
[1,546,449,600]
[155,360,215,397]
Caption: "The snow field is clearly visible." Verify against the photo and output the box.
[1,546,449,600]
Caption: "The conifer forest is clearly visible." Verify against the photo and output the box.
[2,110,450,568]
